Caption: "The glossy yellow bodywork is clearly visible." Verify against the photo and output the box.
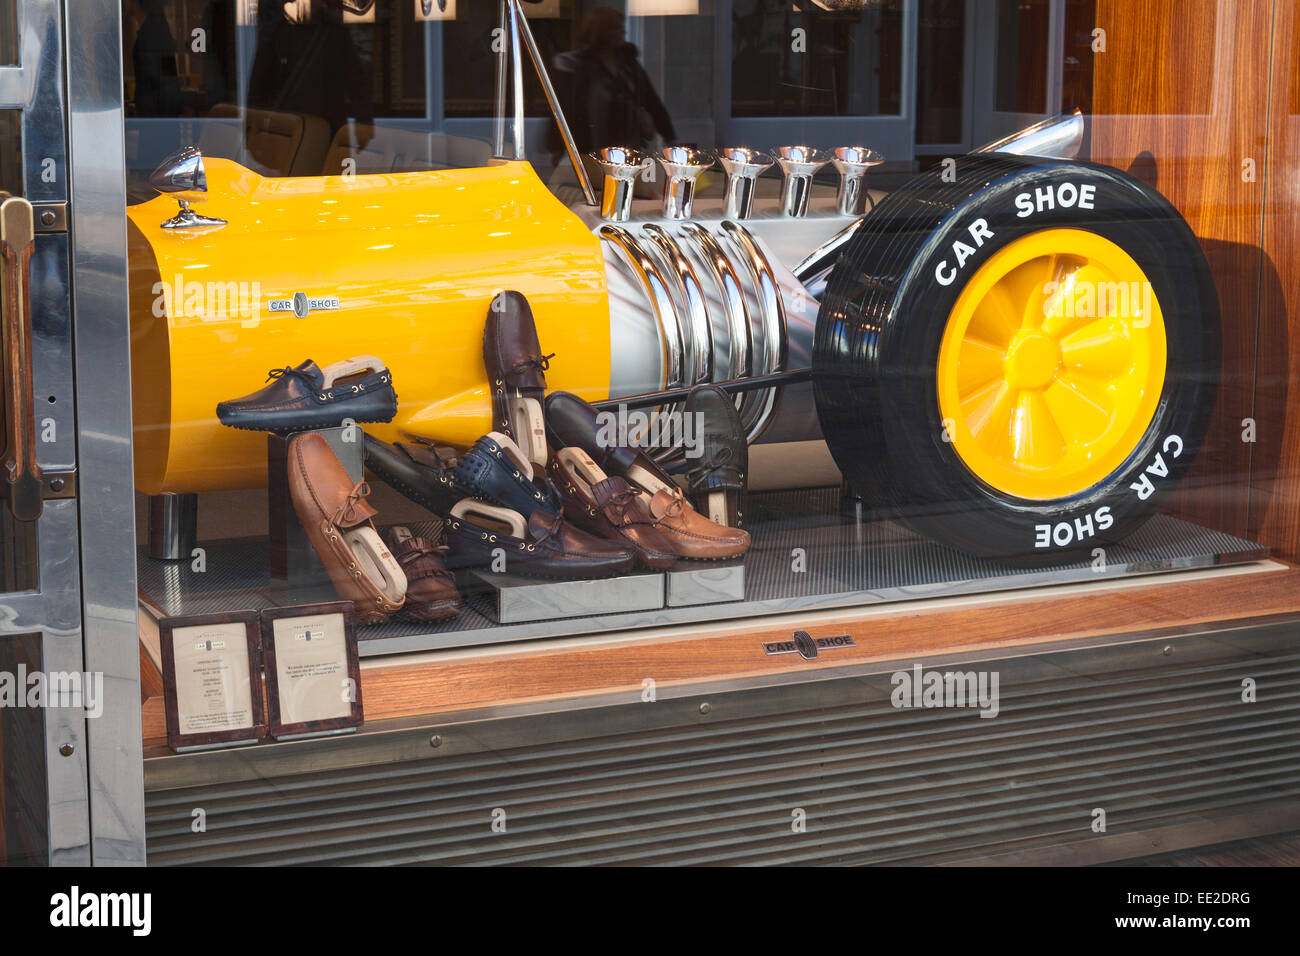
[128,159,611,493]
[937,228,1167,500]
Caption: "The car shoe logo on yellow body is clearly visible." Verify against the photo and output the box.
[267,292,341,317]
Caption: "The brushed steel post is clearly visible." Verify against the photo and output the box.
[147,492,198,561]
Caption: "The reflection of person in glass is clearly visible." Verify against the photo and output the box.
[132,0,184,117]
[551,6,677,156]
[247,0,373,139]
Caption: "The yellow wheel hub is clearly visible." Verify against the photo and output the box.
[937,228,1167,500]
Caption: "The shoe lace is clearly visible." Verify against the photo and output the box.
[332,481,371,526]
[397,539,453,576]
[529,509,564,545]
[511,352,555,379]
[266,365,317,386]
[653,486,688,523]
[684,446,735,488]
[602,485,642,525]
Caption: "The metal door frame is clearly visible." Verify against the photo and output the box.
[0,0,142,866]
[66,0,143,865]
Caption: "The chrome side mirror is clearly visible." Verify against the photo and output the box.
[149,146,226,230]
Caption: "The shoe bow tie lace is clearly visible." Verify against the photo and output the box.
[397,541,450,567]
[602,486,642,525]
[530,509,563,545]
[685,447,734,487]
[332,481,371,525]
[654,486,688,522]
[511,352,555,379]
[266,366,318,387]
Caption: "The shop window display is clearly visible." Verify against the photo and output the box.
[0,0,1262,869]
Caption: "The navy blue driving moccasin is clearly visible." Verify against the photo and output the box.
[216,355,398,434]
[454,432,564,517]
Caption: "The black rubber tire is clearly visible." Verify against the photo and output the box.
[813,154,1220,560]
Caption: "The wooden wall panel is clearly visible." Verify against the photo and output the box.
[1091,0,1273,541]
[1249,0,1300,557]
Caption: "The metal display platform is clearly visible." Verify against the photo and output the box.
[137,487,1269,657]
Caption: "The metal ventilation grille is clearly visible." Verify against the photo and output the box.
[143,625,1300,865]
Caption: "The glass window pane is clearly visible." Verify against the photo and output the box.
[731,0,904,118]
[0,634,47,866]
[916,0,965,144]
[994,0,1050,114]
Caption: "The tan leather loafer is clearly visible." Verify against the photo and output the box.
[645,486,751,560]
[288,432,408,624]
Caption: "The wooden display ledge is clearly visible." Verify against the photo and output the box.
[139,560,1300,748]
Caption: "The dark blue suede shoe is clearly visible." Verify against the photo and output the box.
[216,356,397,435]
[454,432,563,517]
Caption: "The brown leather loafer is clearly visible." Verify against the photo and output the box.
[484,290,552,467]
[386,525,461,622]
[288,432,408,624]
[548,448,677,570]
[645,485,750,560]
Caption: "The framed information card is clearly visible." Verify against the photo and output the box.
[160,611,265,752]
[261,602,363,740]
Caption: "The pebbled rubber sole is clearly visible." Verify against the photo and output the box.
[220,415,395,436]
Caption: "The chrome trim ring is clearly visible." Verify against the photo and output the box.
[599,225,686,398]
[679,222,757,431]
[721,221,787,442]
[643,224,713,387]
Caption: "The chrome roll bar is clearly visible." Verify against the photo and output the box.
[494,0,597,205]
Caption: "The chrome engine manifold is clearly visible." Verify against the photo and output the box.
[597,216,836,449]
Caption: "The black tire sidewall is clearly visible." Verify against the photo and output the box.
[827,159,1220,558]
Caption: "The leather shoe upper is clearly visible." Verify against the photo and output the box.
[386,526,461,622]
[680,384,747,496]
[484,290,553,436]
[218,359,397,434]
[454,433,563,517]
[548,455,676,570]
[364,433,463,517]
[288,432,406,624]
[444,505,635,579]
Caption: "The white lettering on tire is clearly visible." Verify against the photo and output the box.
[1034,506,1113,549]
[1130,434,1184,500]
[1015,182,1097,219]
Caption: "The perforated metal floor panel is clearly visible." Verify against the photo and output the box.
[136,487,1266,656]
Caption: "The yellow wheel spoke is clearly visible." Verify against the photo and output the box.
[957,336,1006,394]
[1000,258,1052,330]
[1044,372,1114,444]
[968,287,1019,346]
[962,379,1013,442]
[1061,319,1133,379]
[1012,391,1067,467]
